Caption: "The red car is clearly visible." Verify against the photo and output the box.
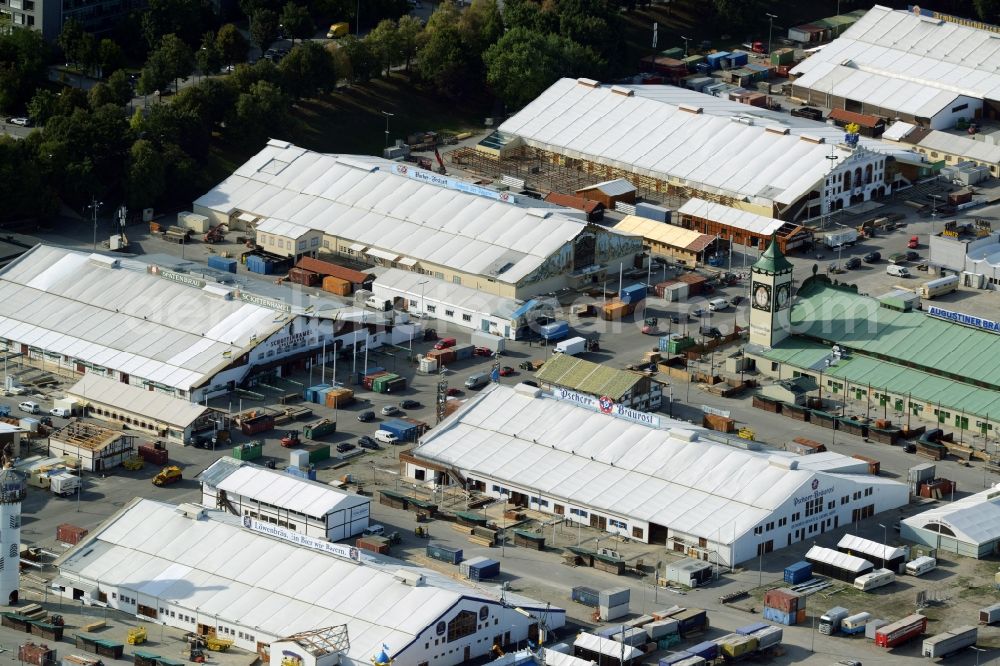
[499,366,515,377]
[474,346,493,357]
[446,387,462,396]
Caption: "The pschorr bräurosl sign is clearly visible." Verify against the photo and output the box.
[927,306,1000,334]
[552,388,661,428]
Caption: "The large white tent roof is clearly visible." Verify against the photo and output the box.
[58,499,559,664]
[195,140,592,285]
[413,384,892,543]
[372,268,522,319]
[497,79,914,209]
[203,458,368,519]
[806,545,872,573]
[902,486,1000,545]
[837,534,906,563]
[0,246,286,391]
[791,5,1000,112]
[68,375,207,428]
[678,198,786,235]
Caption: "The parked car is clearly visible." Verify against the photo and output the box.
[903,443,917,453]
[357,410,375,422]
[363,524,385,536]
[399,399,421,409]
[845,257,862,270]
[905,250,919,261]
[446,387,462,396]
[474,346,493,357]
[499,366,515,377]
[336,442,355,453]
[18,401,39,414]
[8,117,30,127]
[373,430,398,445]
[863,251,881,263]
[357,436,379,450]
[50,407,71,417]
[0,405,9,417]
[380,405,400,416]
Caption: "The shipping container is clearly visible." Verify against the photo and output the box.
[610,627,647,647]
[665,558,713,588]
[363,371,390,390]
[875,614,926,648]
[321,275,352,296]
[471,330,506,352]
[232,441,263,461]
[921,626,977,658]
[540,320,570,341]
[240,413,274,435]
[56,523,88,545]
[571,586,600,607]
[356,536,390,554]
[645,619,679,640]
[600,602,629,621]
[866,619,889,639]
[137,442,168,465]
[755,626,782,649]
[303,443,330,463]
[783,561,813,585]
[625,615,654,629]
[323,387,354,409]
[659,653,697,666]
[718,634,758,659]
[764,588,803,613]
[207,256,237,273]
[287,267,320,287]
[380,419,419,441]
[685,641,718,660]
[303,419,337,439]
[620,284,647,304]
[762,607,794,626]
[18,643,56,666]
[600,587,630,607]
[673,609,708,636]
[452,343,474,361]
[460,556,500,581]
[303,384,330,403]
[842,612,872,635]
[735,622,769,636]
[426,542,463,564]
[178,211,210,233]
[980,602,1000,625]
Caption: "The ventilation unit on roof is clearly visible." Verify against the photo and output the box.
[610,85,635,97]
[394,570,426,587]
[731,115,755,126]
[765,126,790,135]
[496,262,514,275]
[335,156,380,172]
[203,284,234,300]
[515,383,542,397]
[175,503,207,520]
[527,209,552,219]
[670,428,698,442]
[577,77,600,88]
[768,456,799,470]
[678,104,703,114]
[88,254,120,269]
[800,134,825,144]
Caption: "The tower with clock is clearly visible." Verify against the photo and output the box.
[749,236,794,349]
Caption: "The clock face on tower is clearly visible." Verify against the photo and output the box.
[775,283,791,310]
[753,283,772,310]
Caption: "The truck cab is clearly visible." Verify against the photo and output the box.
[818,607,850,635]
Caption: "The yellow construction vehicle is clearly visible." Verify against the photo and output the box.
[126,627,147,645]
[738,427,755,441]
[152,466,182,486]
[123,456,144,471]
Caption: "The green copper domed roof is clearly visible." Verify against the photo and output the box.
[754,236,793,275]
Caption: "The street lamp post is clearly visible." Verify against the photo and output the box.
[88,197,103,251]
[878,523,887,569]
[970,646,985,666]
[681,36,690,58]
[930,194,941,235]
[381,110,394,149]
[417,279,429,316]
[765,13,778,56]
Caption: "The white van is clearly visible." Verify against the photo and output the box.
[373,430,399,445]
[886,264,911,278]
[365,295,391,310]
[854,568,896,591]
[708,297,729,311]
[362,524,385,537]
[905,556,937,577]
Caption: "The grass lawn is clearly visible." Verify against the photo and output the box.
[281,73,489,155]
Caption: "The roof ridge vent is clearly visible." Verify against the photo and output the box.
[800,134,825,144]
[393,569,426,586]
[610,85,634,97]
[88,254,120,269]
[769,455,799,470]
[175,503,207,520]
[765,126,790,135]
[678,103,703,114]
[577,77,600,88]
[335,156,380,172]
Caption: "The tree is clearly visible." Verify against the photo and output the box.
[88,82,117,109]
[239,0,281,19]
[27,89,58,125]
[278,41,336,98]
[367,19,398,77]
[107,69,135,106]
[339,35,377,83]
[250,8,280,51]
[126,139,167,208]
[173,77,238,131]
[974,0,1000,21]
[711,0,762,32]
[0,137,56,221]
[230,58,280,90]
[137,48,171,96]
[196,31,223,74]
[97,39,124,77]
[395,14,422,72]
[57,18,85,65]
[55,86,88,115]
[142,0,204,47]
[0,28,48,115]
[416,22,469,96]
[458,0,501,55]
[216,23,249,67]
[280,2,314,43]
[234,79,287,141]
[158,33,195,92]
[483,27,601,108]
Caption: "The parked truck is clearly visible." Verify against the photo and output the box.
[921,626,977,658]
[818,607,850,635]
[824,228,859,248]
[49,471,80,496]
[553,336,587,356]
[917,275,959,299]
[471,330,506,353]
[875,614,926,648]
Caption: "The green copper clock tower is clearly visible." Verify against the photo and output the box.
[749,236,794,349]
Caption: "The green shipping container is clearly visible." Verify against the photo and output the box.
[305,443,330,463]
[659,46,684,59]
[232,441,263,460]
[304,419,337,439]
[771,48,794,66]
[667,337,696,354]
[372,374,400,393]
[682,54,705,67]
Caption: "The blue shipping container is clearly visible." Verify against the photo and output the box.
[285,465,317,481]
[705,51,730,68]
[784,561,812,585]
[762,607,793,626]
[425,543,463,564]
[736,622,769,636]
[686,642,718,660]
[208,256,237,273]
[659,654,695,666]
[304,384,330,403]
[571,586,600,607]
[468,558,500,581]
[726,51,749,67]
[620,284,647,304]
[540,320,569,340]
[635,202,670,223]
[658,336,672,352]
[381,419,418,440]
[316,387,334,404]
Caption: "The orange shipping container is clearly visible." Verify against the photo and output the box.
[322,275,352,296]
[324,387,355,408]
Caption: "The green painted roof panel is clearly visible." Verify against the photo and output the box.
[536,353,641,399]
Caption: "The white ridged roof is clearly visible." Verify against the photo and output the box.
[58,499,563,665]
[68,375,207,428]
[806,545,872,573]
[678,198,786,235]
[837,534,907,562]
[413,384,905,543]
[195,141,593,285]
[497,78,916,208]
[902,486,1000,545]
[0,246,284,391]
[791,5,1000,116]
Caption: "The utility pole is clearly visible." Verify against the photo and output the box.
[681,35,690,58]
[381,110,394,149]
[88,197,103,251]
[765,13,778,56]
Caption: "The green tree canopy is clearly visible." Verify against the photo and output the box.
[339,35,378,82]
[0,28,48,114]
[234,79,288,142]
[278,41,336,98]
[216,23,249,66]
[250,8,280,50]
[126,138,167,208]
[367,18,399,77]
[196,31,223,74]
[280,2,315,43]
